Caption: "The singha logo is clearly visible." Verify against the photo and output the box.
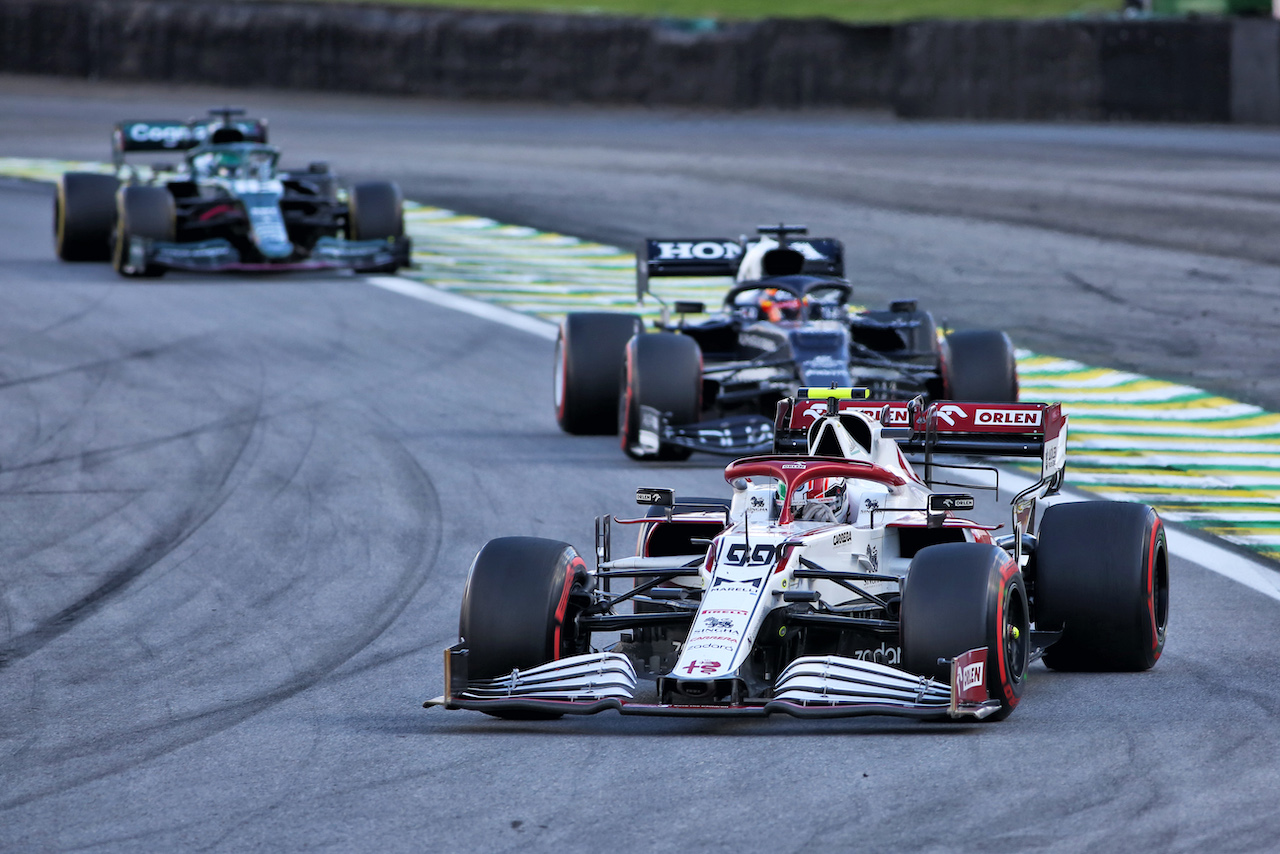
[863,497,880,511]
[701,617,735,630]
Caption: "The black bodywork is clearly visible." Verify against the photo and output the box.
[637,229,946,455]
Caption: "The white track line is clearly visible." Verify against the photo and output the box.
[365,275,557,341]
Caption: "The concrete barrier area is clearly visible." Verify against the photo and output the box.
[0,0,1276,121]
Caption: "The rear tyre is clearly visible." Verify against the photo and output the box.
[619,332,702,461]
[113,186,174,278]
[348,181,405,272]
[1034,501,1168,672]
[555,313,643,435]
[901,543,1029,721]
[943,330,1018,401]
[55,172,119,262]
[459,537,591,719]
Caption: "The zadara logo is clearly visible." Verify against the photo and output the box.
[957,660,985,692]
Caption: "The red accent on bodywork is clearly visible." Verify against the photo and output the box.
[198,203,239,222]
[969,528,996,545]
[952,648,988,706]
[788,400,1060,435]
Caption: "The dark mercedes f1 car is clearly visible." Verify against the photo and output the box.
[554,225,1018,460]
[429,388,1168,722]
[54,108,410,277]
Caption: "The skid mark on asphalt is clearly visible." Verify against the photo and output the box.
[8,158,1280,564]
[0,403,262,672]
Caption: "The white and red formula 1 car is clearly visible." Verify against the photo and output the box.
[427,389,1168,722]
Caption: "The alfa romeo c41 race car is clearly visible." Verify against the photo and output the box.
[429,389,1168,722]
[54,108,410,277]
[554,225,1019,460]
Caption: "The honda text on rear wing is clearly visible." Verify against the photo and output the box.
[636,224,844,303]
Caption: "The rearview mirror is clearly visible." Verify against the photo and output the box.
[636,488,675,508]
[927,493,974,529]
[928,494,975,513]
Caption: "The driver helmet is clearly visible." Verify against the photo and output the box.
[759,289,807,323]
[191,147,246,179]
[788,477,849,523]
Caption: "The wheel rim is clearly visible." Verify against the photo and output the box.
[1002,582,1030,687]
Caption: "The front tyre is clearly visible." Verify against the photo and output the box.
[618,332,701,461]
[459,537,590,682]
[943,330,1018,401]
[901,543,1030,721]
[348,181,406,272]
[113,185,174,278]
[55,172,119,261]
[1034,501,1168,672]
[555,313,643,435]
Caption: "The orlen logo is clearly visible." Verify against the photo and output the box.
[956,660,985,692]
[127,123,194,147]
[654,241,742,261]
[849,404,908,426]
[975,408,1041,427]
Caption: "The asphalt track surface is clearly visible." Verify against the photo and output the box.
[1,75,1279,852]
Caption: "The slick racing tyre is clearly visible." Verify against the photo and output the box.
[555,313,643,435]
[1033,501,1168,672]
[459,537,591,719]
[347,181,405,273]
[901,543,1030,721]
[619,332,701,461]
[943,330,1018,401]
[113,186,174,278]
[55,172,119,262]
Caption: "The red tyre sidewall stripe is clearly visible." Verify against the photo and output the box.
[620,342,635,451]
[1146,517,1164,656]
[993,553,1020,709]
[552,554,583,660]
[554,330,568,423]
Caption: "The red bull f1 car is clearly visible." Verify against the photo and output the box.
[54,108,410,277]
[554,225,1018,460]
[428,389,1168,722]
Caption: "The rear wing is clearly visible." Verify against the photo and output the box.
[112,117,269,165]
[774,390,1068,484]
[636,236,844,301]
